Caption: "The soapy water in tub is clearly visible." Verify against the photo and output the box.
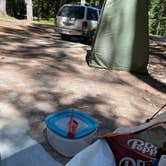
[55,117,88,133]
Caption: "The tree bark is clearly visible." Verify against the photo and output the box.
[0,0,6,15]
[41,0,44,18]
[99,0,104,8]
[25,0,33,22]
[59,0,64,7]
[81,0,85,5]
[46,0,49,19]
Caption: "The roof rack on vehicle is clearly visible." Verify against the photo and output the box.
[67,2,89,5]
[68,2,81,4]
[65,2,100,9]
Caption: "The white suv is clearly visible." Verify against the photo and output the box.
[55,4,100,42]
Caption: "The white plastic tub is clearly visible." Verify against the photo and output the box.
[46,127,97,157]
[45,110,98,157]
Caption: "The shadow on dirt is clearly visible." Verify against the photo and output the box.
[0,22,130,142]
[134,73,166,93]
[0,22,165,93]
[0,88,122,164]
[1,22,165,163]
[140,39,166,93]
[0,22,165,126]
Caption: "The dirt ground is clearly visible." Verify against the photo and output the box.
[0,19,165,164]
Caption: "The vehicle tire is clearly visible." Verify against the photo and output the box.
[84,36,92,45]
[61,34,70,41]
[85,32,94,44]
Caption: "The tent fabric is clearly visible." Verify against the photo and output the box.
[88,0,149,73]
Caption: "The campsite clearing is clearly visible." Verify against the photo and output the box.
[0,19,165,164]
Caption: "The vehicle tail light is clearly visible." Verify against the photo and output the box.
[82,21,88,30]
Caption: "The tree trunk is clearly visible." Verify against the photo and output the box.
[99,0,104,8]
[46,0,49,19]
[41,0,44,18]
[0,0,6,15]
[59,0,64,7]
[25,0,33,22]
[81,0,85,5]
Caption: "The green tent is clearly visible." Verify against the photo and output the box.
[87,0,149,73]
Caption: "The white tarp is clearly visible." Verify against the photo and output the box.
[0,124,63,166]
[66,139,116,166]
[158,155,166,166]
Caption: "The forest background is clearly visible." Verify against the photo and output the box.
[0,0,166,36]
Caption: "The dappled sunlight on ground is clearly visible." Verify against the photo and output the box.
[0,102,29,129]
[0,20,165,164]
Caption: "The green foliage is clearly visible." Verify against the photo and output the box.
[0,14,15,20]
[6,0,103,21]
[33,0,56,19]
[149,0,166,36]
[37,18,54,25]
[6,0,26,19]
[5,0,165,36]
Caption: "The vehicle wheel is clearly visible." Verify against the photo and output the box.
[85,33,94,44]
[61,34,70,41]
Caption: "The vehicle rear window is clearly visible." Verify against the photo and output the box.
[87,8,98,21]
[57,6,85,19]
